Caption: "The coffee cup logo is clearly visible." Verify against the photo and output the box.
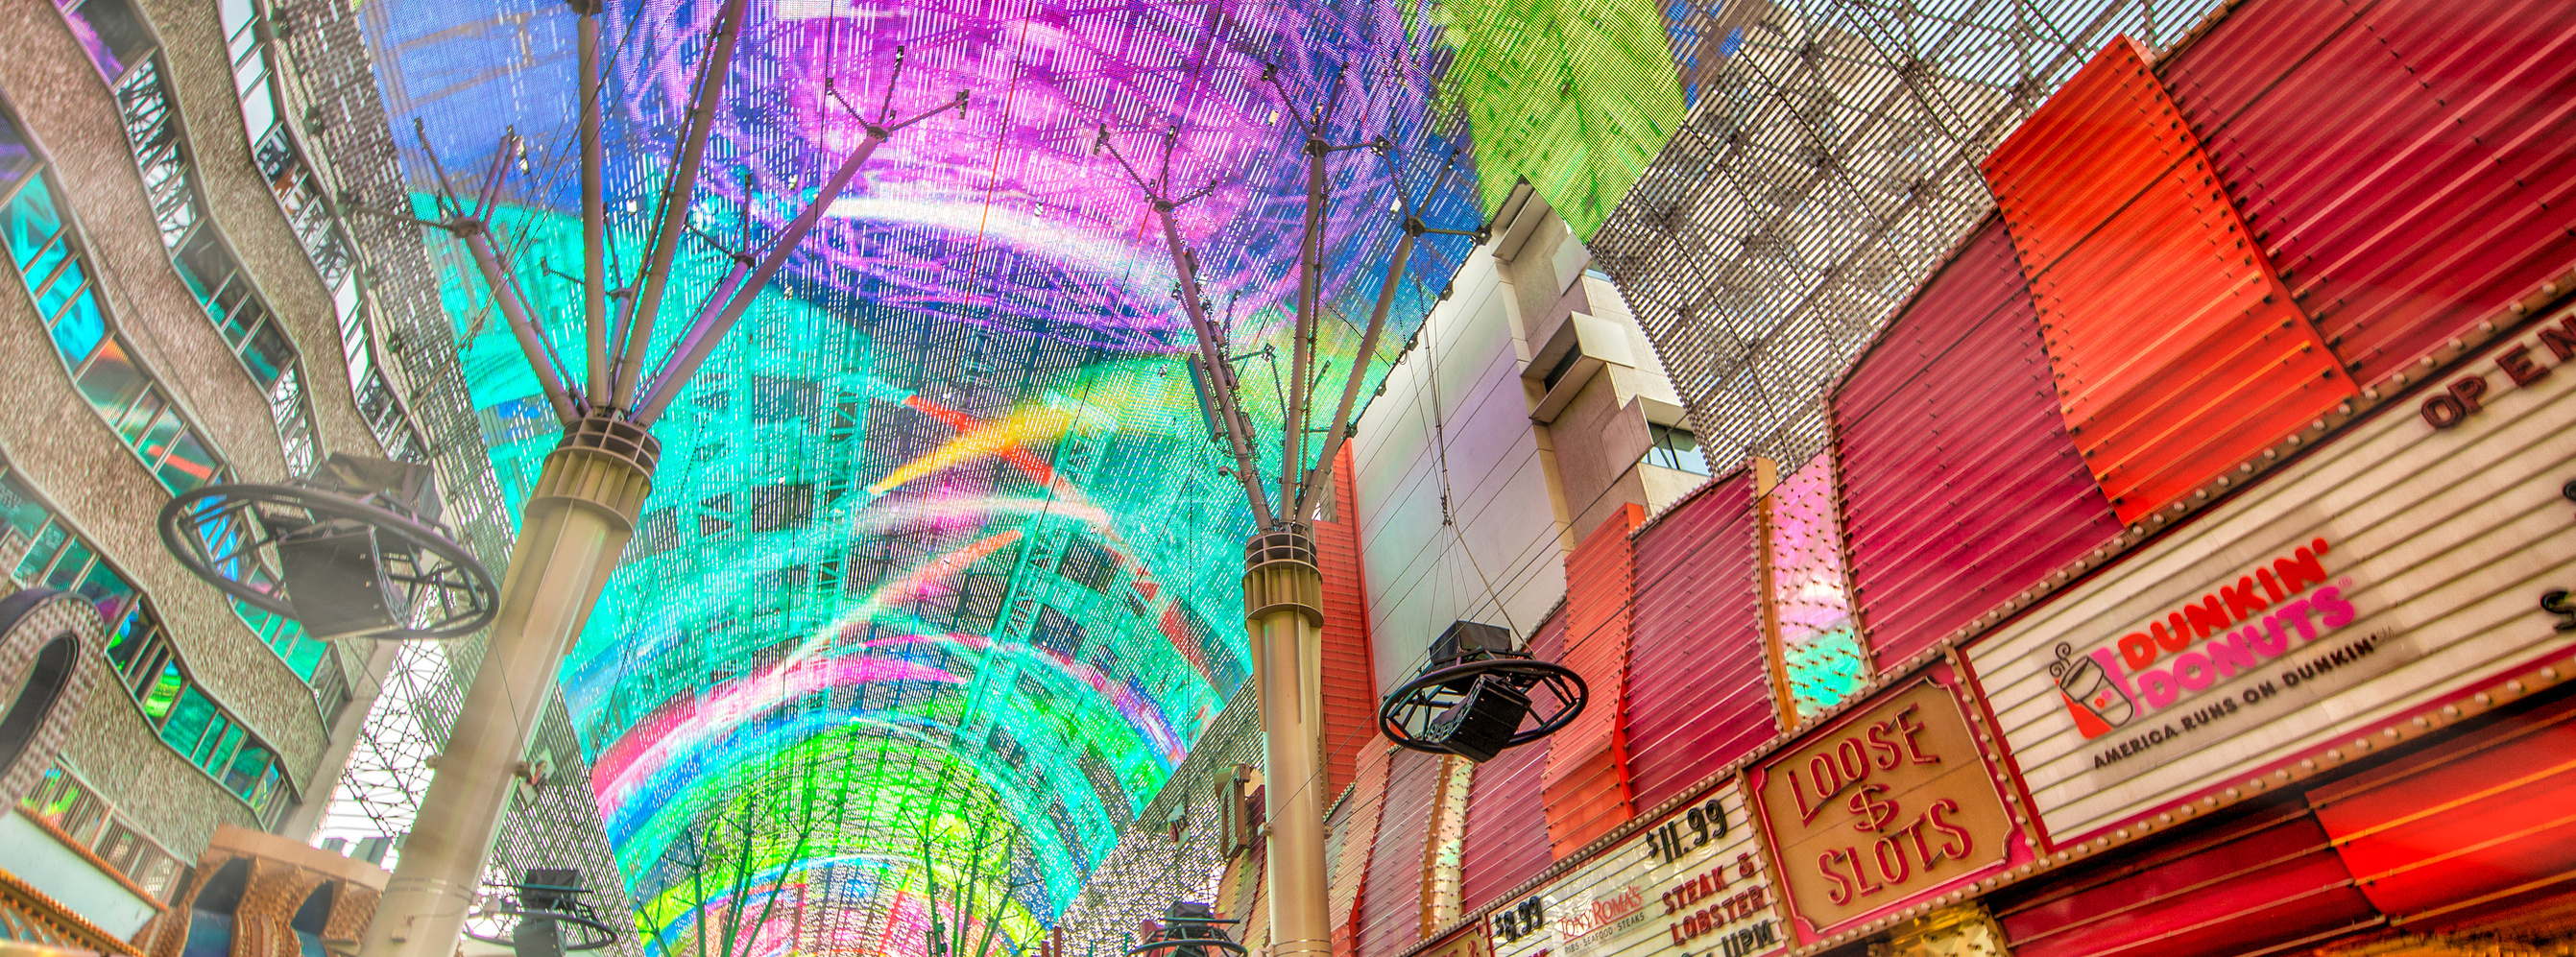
[2050,642,2133,739]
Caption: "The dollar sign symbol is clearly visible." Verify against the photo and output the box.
[1846,782,1898,832]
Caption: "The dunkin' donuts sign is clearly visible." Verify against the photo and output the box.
[2047,537,2365,754]
[1968,301,2576,846]
[1746,671,2026,945]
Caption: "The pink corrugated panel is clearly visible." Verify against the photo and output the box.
[1456,611,1561,912]
[1625,473,1771,810]
[1358,749,1441,957]
[1327,742,1392,957]
[2164,0,2576,386]
[1831,218,2124,665]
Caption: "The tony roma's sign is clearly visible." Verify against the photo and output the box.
[1490,779,1783,957]
[1967,302,2576,845]
[1745,667,2030,946]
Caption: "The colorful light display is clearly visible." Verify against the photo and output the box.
[356,0,1697,949]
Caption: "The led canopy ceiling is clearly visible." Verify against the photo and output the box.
[349,0,1703,950]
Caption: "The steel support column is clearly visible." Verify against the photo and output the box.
[1244,528,1328,957]
[357,414,657,957]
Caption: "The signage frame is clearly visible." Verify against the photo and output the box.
[1742,659,2034,948]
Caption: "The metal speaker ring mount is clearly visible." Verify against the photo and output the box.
[157,455,498,641]
[1380,620,1588,763]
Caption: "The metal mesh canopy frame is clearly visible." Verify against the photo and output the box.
[328,0,1691,949]
[293,0,2243,952]
[1593,0,2232,473]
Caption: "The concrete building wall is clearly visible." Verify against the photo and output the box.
[0,0,394,882]
[1351,223,1568,696]
[1353,190,1712,694]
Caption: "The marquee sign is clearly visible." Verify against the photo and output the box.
[1489,778,1783,957]
[1966,305,2576,845]
[1745,666,2028,945]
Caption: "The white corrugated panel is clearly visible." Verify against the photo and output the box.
[1488,780,1783,957]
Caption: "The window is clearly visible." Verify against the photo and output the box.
[59,0,318,476]
[2,467,297,824]
[0,138,225,493]
[1644,423,1713,477]
[173,227,318,474]
[0,96,330,675]
[20,765,188,901]
[218,0,421,462]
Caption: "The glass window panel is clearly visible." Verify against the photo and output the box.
[112,390,164,446]
[138,405,183,466]
[5,172,64,269]
[62,0,158,81]
[0,472,41,532]
[252,765,284,820]
[105,610,150,672]
[279,632,324,680]
[41,538,95,590]
[52,290,109,370]
[174,227,230,303]
[31,251,83,310]
[200,723,244,772]
[242,323,291,386]
[236,65,276,132]
[220,0,258,52]
[157,685,215,750]
[0,113,36,199]
[214,288,260,347]
[156,430,222,492]
[139,660,182,719]
[221,745,270,795]
[0,472,49,564]
[79,562,138,621]
[77,336,150,420]
[15,521,67,583]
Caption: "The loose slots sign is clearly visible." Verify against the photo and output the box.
[1747,670,2029,945]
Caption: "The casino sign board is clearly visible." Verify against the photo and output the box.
[1745,664,2034,946]
[1489,778,1783,957]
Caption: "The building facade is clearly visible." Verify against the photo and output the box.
[1110,1,2576,957]
[0,0,633,950]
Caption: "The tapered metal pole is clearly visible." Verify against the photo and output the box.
[577,0,608,408]
[614,0,748,408]
[358,415,657,957]
[460,226,578,424]
[631,131,889,425]
[1244,529,1327,957]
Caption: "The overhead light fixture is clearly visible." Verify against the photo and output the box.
[158,455,499,641]
[1126,901,1244,957]
[1380,620,1588,762]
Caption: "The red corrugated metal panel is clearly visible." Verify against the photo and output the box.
[2163,0,2576,388]
[2307,693,2576,930]
[1831,219,2124,666]
[1625,474,1770,809]
[1456,610,1561,912]
[1993,805,2378,957]
[1358,748,1441,957]
[1328,740,1393,957]
[1983,38,2359,524]
[1543,503,1640,858]
[1316,443,1380,797]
